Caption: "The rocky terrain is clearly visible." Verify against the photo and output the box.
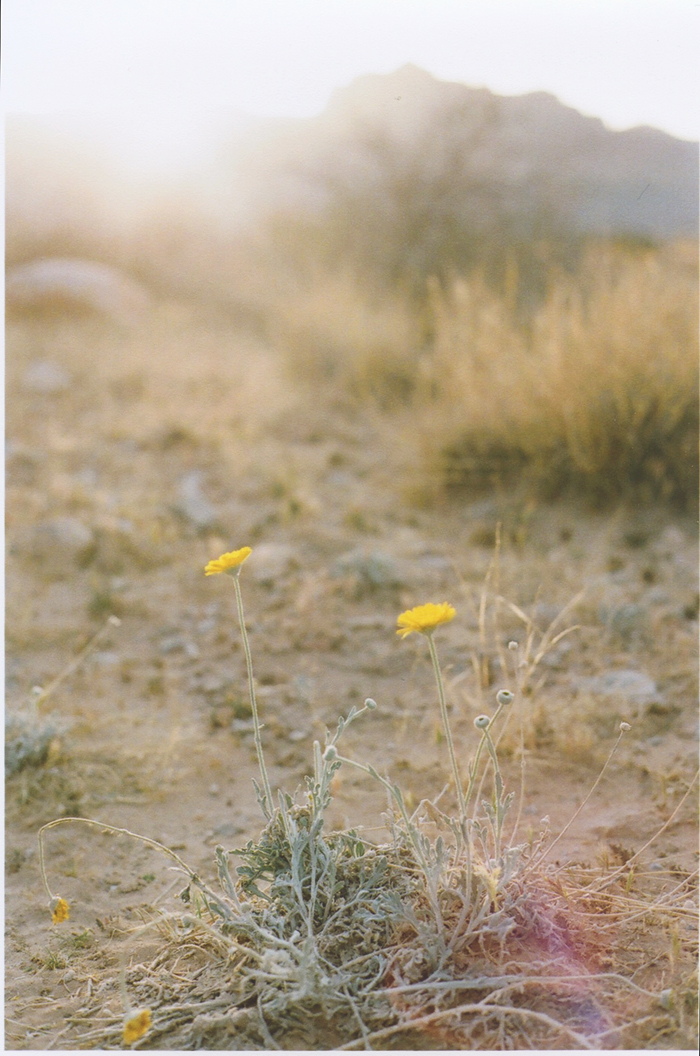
[4,295,699,1048]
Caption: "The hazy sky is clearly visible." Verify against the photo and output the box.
[3,0,699,173]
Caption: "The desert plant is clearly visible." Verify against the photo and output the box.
[38,546,698,1050]
[411,242,699,509]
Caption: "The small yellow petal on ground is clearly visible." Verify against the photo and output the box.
[51,897,70,924]
[396,602,456,638]
[204,547,252,576]
[123,1009,152,1045]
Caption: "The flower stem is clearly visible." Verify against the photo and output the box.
[465,699,507,818]
[427,632,466,819]
[232,572,273,817]
[482,729,505,860]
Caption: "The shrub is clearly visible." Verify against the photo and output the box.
[412,242,699,509]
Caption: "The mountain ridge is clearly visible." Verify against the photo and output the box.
[243,63,698,244]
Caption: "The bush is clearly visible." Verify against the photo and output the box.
[412,242,699,509]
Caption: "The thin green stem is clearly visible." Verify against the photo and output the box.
[427,632,466,819]
[482,730,505,860]
[232,572,273,817]
[38,817,225,910]
[466,700,506,818]
[530,727,627,870]
[34,614,121,713]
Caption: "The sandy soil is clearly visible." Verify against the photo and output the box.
[5,302,699,1049]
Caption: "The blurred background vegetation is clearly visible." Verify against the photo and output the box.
[6,66,699,513]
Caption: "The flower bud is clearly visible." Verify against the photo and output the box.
[497,690,514,706]
[323,745,338,763]
[364,698,377,710]
[474,715,490,730]
[508,640,519,651]
[619,721,631,733]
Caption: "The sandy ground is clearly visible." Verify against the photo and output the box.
[5,302,699,1049]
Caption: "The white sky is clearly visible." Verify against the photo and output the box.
[2,0,699,174]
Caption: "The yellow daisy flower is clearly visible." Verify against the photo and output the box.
[51,897,70,924]
[123,1008,152,1046]
[204,547,252,576]
[396,602,456,638]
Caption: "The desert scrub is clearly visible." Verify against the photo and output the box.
[38,547,699,1050]
[407,242,698,509]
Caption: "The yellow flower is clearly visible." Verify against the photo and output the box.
[204,547,252,576]
[51,897,70,924]
[123,1009,152,1045]
[396,602,456,638]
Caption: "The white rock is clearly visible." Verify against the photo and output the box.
[6,257,150,325]
[22,360,71,394]
[576,670,658,701]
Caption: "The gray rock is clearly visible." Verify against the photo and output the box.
[600,602,648,643]
[26,517,94,576]
[92,651,120,667]
[22,360,71,394]
[174,471,219,531]
[249,542,296,584]
[332,548,404,592]
[576,669,659,702]
[7,257,150,325]
[159,634,193,656]
[646,587,671,606]
[210,821,246,839]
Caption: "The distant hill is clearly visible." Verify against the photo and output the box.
[6,67,697,299]
[238,64,698,253]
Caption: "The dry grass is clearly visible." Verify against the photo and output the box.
[420,242,698,509]
[263,240,698,511]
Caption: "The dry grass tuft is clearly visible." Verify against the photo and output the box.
[418,242,698,510]
[262,240,698,511]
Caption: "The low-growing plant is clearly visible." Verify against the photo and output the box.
[38,546,698,1050]
[5,615,122,778]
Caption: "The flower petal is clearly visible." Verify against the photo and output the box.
[123,1009,152,1045]
[204,547,252,576]
[396,602,456,637]
[51,897,70,924]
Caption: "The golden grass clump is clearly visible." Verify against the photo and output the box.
[259,240,697,510]
[416,242,698,508]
